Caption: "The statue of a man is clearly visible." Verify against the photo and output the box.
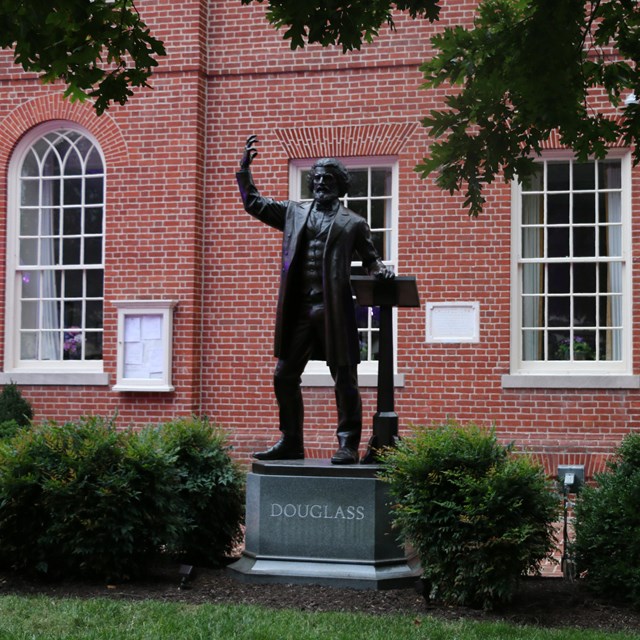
[236,136,394,464]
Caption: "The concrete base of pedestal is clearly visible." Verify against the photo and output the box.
[227,459,421,590]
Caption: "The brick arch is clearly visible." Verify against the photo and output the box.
[275,122,419,158]
[0,94,128,168]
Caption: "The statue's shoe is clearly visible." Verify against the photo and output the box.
[253,437,304,461]
[330,446,359,465]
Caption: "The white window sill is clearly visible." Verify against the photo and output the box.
[502,374,640,389]
[302,372,405,387]
[112,383,175,393]
[0,372,110,386]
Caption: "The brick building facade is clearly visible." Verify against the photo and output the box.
[0,1,637,477]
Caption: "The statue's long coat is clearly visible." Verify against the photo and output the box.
[237,169,384,367]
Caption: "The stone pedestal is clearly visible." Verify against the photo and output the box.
[227,459,420,589]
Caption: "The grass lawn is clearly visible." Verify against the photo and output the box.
[0,596,636,640]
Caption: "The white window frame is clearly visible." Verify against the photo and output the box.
[506,151,634,386]
[288,157,401,387]
[112,300,178,392]
[1,121,108,386]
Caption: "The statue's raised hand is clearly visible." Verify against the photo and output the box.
[240,135,258,170]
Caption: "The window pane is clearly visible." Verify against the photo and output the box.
[574,296,596,326]
[21,150,39,177]
[63,208,82,235]
[574,193,595,224]
[599,192,621,223]
[65,270,83,297]
[20,210,39,235]
[41,331,60,359]
[63,329,83,359]
[347,170,367,197]
[20,332,38,359]
[599,226,621,258]
[86,301,103,328]
[300,170,313,199]
[522,330,543,360]
[21,180,39,206]
[548,263,570,293]
[84,237,103,264]
[548,194,569,224]
[600,263,622,294]
[348,200,367,219]
[574,162,595,190]
[370,199,390,230]
[64,300,83,327]
[65,148,83,175]
[85,177,103,204]
[63,178,82,205]
[62,237,81,264]
[19,239,38,265]
[85,331,103,359]
[600,295,622,327]
[21,271,39,298]
[598,160,621,189]
[548,163,569,191]
[522,227,543,258]
[39,238,59,266]
[21,301,39,329]
[86,270,104,298]
[85,208,103,234]
[599,329,622,361]
[547,227,569,258]
[522,296,544,328]
[574,263,596,293]
[42,151,61,177]
[86,149,103,175]
[522,194,543,224]
[573,226,595,257]
[522,264,544,294]
[371,169,392,196]
[548,297,570,326]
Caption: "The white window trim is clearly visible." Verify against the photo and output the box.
[506,151,636,388]
[112,300,178,392]
[3,121,106,384]
[288,157,401,387]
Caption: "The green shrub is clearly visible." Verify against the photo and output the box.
[0,420,22,440]
[379,422,558,610]
[154,416,245,565]
[574,432,640,607]
[0,416,183,580]
[0,382,33,429]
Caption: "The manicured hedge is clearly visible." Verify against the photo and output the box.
[0,416,244,580]
[380,422,558,609]
[574,432,640,607]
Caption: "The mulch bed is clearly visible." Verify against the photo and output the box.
[0,559,638,633]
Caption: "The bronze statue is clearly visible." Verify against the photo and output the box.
[237,135,394,464]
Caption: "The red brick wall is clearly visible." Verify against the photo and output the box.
[0,1,637,477]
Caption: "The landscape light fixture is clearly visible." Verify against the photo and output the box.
[178,564,194,590]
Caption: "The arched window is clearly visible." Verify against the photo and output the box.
[4,123,105,377]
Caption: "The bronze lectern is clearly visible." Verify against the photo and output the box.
[350,276,420,463]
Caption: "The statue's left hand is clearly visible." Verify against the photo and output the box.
[240,135,259,170]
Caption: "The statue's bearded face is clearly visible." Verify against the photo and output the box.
[312,167,340,205]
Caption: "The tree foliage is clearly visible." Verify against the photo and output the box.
[240,0,441,51]
[1,0,165,114]
[242,0,640,215]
